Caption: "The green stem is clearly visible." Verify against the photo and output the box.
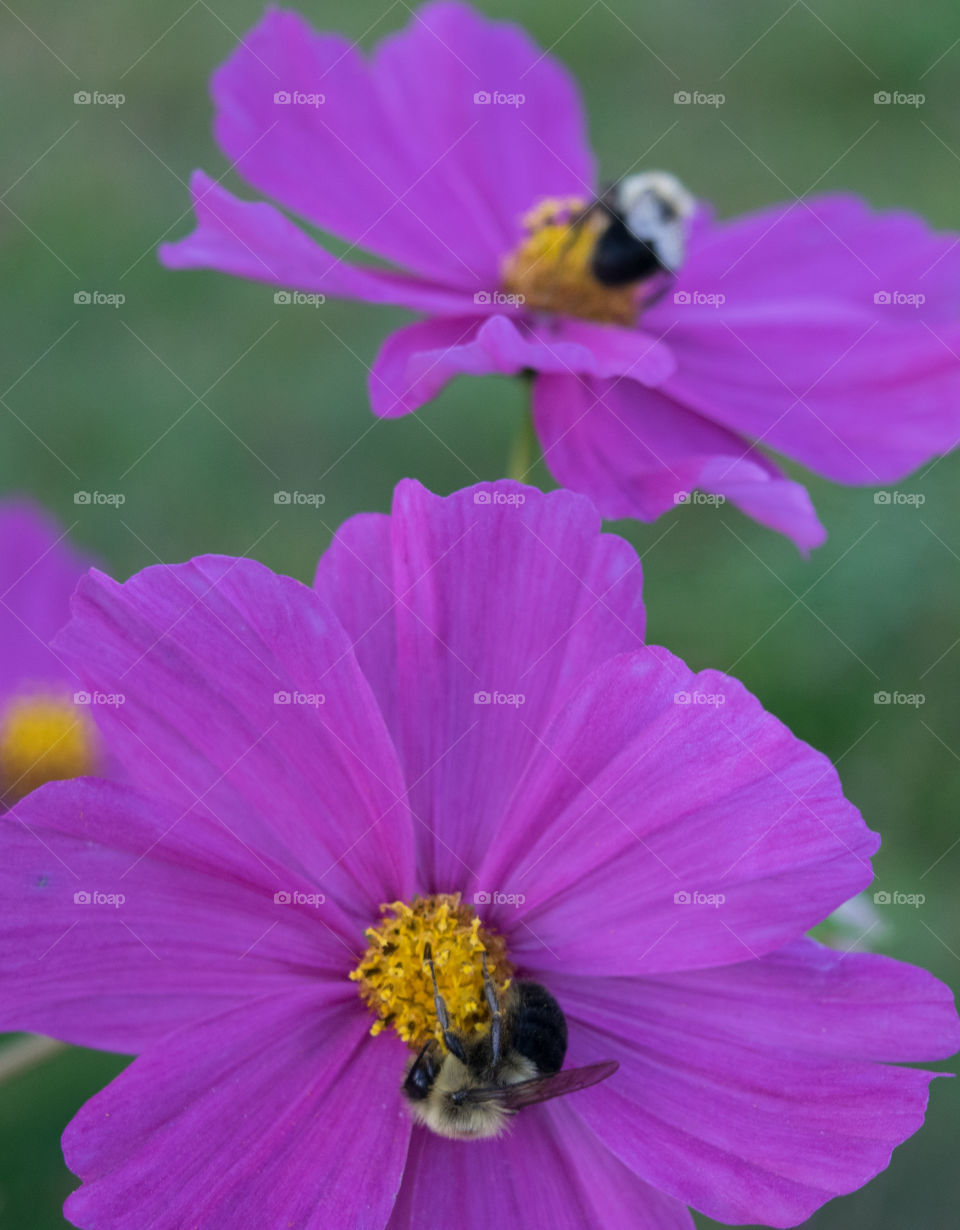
[506,375,537,481]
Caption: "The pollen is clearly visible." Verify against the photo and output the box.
[350,893,513,1051]
[0,693,98,808]
[502,195,639,326]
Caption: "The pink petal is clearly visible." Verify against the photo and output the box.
[159,172,479,316]
[370,315,674,418]
[53,557,414,922]
[388,1100,694,1230]
[533,373,827,550]
[63,992,410,1230]
[201,4,593,286]
[653,194,960,483]
[480,648,875,974]
[555,937,960,1226]
[313,479,647,889]
[0,779,352,1051]
[0,499,90,700]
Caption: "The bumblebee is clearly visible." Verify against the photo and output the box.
[402,943,618,1140]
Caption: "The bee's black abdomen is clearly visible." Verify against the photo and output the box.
[511,981,568,1075]
[591,217,662,287]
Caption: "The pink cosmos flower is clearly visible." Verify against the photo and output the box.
[160,2,960,551]
[1,479,956,1228]
[0,500,97,809]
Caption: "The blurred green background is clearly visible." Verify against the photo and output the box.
[1,0,959,1225]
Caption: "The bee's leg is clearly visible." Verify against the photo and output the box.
[481,952,502,1067]
[423,943,467,1062]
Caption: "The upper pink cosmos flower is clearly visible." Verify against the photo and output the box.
[0,500,97,809]
[1,479,956,1228]
[161,2,960,550]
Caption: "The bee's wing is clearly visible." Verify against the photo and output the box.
[462,1061,618,1110]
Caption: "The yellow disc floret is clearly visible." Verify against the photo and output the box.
[502,195,640,326]
[350,893,513,1050]
[0,692,97,807]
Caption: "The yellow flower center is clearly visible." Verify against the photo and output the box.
[350,893,513,1050]
[0,693,98,807]
[502,195,641,326]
